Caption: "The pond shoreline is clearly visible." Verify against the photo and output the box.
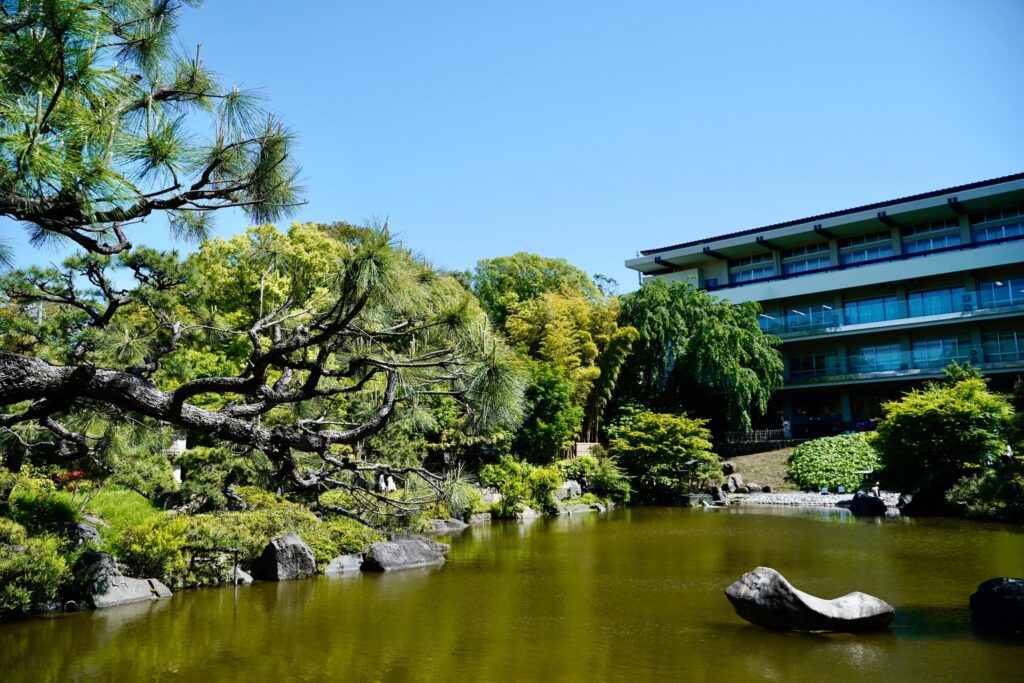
[732,490,901,508]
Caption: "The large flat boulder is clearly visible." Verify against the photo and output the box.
[725,566,895,632]
[251,532,317,581]
[362,537,448,572]
[74,552,172,610]
[970,577,1024,636]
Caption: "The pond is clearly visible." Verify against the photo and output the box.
[2,506,1022,682]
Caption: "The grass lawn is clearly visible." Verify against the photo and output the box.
[723,448,798,491]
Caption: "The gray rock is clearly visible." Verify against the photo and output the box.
[467,512,492,525]
[591,502,607,513]
[554,479,583,500]
[325,553,364,574]
[480,487,503,504]
[74,552,172,610]
[54,522,101,548]
[722,462,736,476]
[251,532,317,581]
[970,577,1024,636]
[724,566,895,632]
[762,485,772,493]
[424,518,469,534]
[848,491,888,517]
[517,505,543,520]
[746,483,763,493]
[361,537,448,572]
[723,473,745,493]
[229,566,253,585]
[710,486,731,505]
[388,534,450,555]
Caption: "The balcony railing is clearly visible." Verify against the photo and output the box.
[705,233,1024,293]
[785,347,1024,385]
[758,292,1024,338]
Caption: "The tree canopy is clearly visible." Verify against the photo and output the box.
[613,279,783,431]
[0,0,300,255]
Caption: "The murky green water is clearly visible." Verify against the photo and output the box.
[2,506,1023,682]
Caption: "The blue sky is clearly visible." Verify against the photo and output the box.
[4,0,1023,291]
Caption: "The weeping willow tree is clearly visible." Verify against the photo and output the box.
[0,2,526,521]
[614,279,783,431]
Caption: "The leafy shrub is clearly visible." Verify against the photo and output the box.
[787,433,880,491]
[303,517,384,568]
[480,456,561,517]
[8,480,79,533]
[945,461,1024,522]
[0,518,27,545]
[110,515,190,581]
[557,454,631,501]
[872,378,1013,493]
[608,410,719,501]
[0,533,70,617]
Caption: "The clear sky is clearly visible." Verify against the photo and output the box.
[4,0,1023,291]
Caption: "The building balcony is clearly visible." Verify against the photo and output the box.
[758,293,1024,340]
[783,347,1024,388]
[704,234,1024,305]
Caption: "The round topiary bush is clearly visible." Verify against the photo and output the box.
[787,433,880,491]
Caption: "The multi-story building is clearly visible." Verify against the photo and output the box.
[625,174,1024,437]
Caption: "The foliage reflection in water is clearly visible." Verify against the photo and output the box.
[1,507,1022,682]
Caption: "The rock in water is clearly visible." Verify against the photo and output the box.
[424,518,469,534]
[361,537,448,572]
[970,578,1024,636]
[724,566,895,632]
[229,566,253,585]
[252,532,317,581]
[325,553,364,574]
[74,552,172,609]
[848,491,888,517]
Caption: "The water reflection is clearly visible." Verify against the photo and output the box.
[1,507,1022,682]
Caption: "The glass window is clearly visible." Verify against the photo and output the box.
[911,337,970,369]
[839,230,893,265]
[729,253,776,284]
[788,352,830,378]
[907,286,967,317]
[983,330,1024,362]
[843,296,900,325]
[978,277,1024,308]
[786,303,837,331]
[783,256,832,274]
[903,232,961,255]
[849,343,902,373]
[971,206,1024,244]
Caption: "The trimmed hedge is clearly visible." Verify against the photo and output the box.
[787,433,880,491]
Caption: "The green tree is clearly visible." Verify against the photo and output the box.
[471,253,599,327]
[1,223,526,521]
[872,378,1013,494]
[513,363,582,464]
[614,279,783,430]
[608,410,719,501]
